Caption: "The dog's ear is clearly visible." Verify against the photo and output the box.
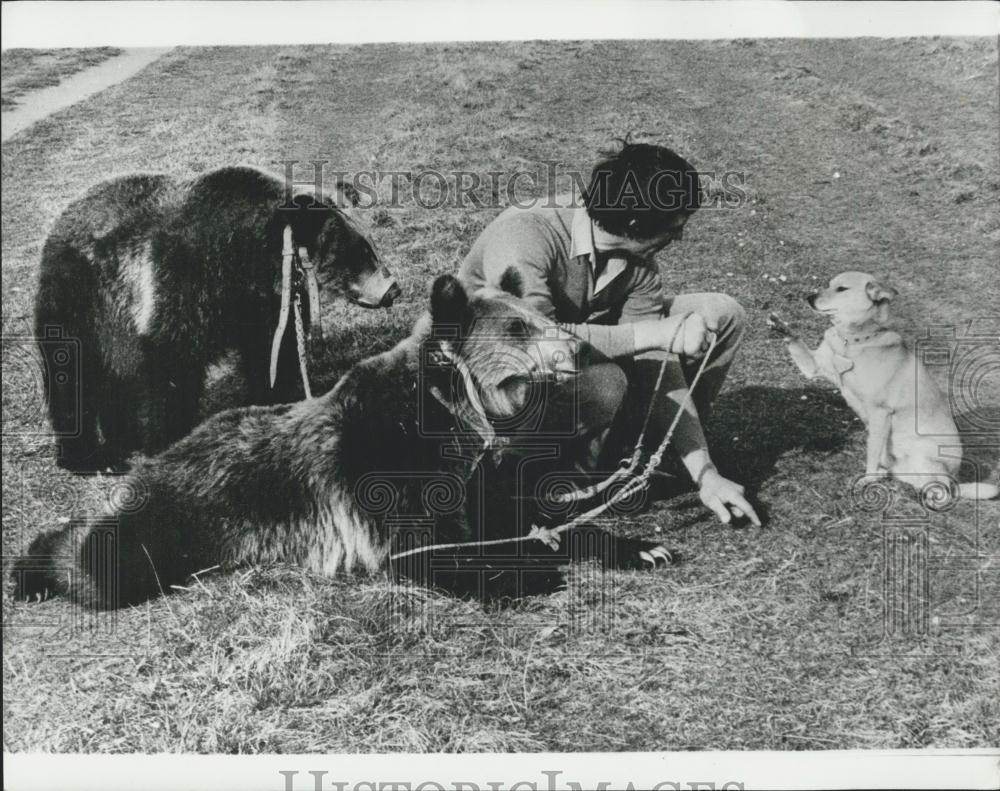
[431,274,470,329]
[866,279,897,304]
[498,266,524,299]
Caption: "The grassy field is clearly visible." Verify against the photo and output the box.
[2,40,999,752]
[1,48,124,109]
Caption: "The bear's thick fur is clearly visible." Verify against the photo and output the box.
[35,165,399,473]
[14,273,671,607]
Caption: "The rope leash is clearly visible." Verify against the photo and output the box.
[389,331,719,562]
[292,291,312,399]
[270,224,321,399]
[553,311,691,505]
[428,344,497,451]
[268,226,295,390]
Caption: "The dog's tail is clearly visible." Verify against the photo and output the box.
[957,481,1000,500]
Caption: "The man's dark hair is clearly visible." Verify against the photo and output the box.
[583,142,700,239]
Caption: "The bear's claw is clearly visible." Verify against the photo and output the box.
[638,545,673,569]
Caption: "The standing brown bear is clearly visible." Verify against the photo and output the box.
[34,165,399,472]
[13,272,673,607]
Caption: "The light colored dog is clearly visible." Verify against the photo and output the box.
[770,271,998,504]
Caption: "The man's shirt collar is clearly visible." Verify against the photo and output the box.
[570,205,628,295]
[569,204,593,260]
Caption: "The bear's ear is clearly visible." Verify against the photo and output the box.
[275,194,333,249]
[330,179,361,209]
[431,274,469,329]
[865,279,897,303]
[498,266,524,298]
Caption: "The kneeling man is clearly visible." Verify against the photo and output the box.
[459,142,760,526]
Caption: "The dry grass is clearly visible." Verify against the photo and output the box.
[2,40,999,752]
[1,48,124,109]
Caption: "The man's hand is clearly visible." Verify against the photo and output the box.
[632,313,717,358]
[698,467,761,526]
[659,313,716,357]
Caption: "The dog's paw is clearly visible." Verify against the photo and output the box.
[767,312,795,338]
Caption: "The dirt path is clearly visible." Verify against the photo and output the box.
[1,47,171,142]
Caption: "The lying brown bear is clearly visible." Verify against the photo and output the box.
[14,272,671,606]
[34,165,399,473]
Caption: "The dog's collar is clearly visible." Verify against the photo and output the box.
[836,327,886,345]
